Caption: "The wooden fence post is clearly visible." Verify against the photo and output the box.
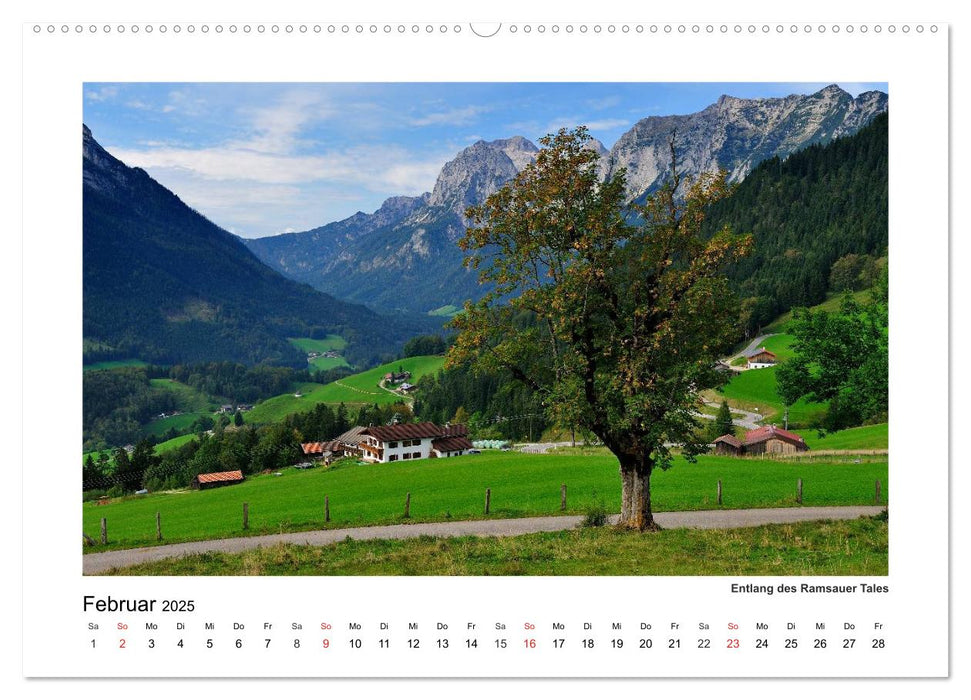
[242,502,249,530]
[100,517,107,545]
[404,492,411,518]
[561,484,567,511]
[485,488,491,515]
[156,511,162,541]
[325,495,330,523]
[875,480,882,505]
[717,480,722,506]
[797,479,803,504]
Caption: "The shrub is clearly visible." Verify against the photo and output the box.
[580,496,608,528]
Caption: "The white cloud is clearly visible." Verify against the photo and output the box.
[106,139,454,236]
[504,119,542,135]
[85,86,118,102]
[410,105,488,127]
[586,95,621,110]
[543,117,583,134]
[584,118,630,131]
[535,116,629,135]
[233,92,335,154]
[109,142,448,195]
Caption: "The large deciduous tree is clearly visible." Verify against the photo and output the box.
[448,127,751,530]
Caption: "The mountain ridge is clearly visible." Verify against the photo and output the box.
[244,85,887,314]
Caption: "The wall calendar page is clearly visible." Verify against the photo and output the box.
[15,0,961,696]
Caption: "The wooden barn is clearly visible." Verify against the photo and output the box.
[713,426,808,456]
[713,434,743,455]
[745,347,777,369]
[191,470,245,490]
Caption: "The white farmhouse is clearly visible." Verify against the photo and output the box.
[745,347,778,369]
[358,422,473,463]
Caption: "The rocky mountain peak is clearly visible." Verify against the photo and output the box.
[427,137,537,213]
[604,87,886,199]
[489,135,539,171]
[83,124,134,197]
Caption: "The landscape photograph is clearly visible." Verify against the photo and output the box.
[81,82,889,576]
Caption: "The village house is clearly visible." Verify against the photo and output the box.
[383,370,412,383]
[713,425,808,456]
[356,422,473,463]
[745,347,777,369]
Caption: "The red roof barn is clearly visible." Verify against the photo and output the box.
[191,470,245,489]
[713,426,808,456]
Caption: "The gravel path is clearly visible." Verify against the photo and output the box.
[700,401,765,430]
[82,506,885,575]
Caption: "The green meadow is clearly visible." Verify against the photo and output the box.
[288,335,348,353]
[83,359,150,371]
[795,423,888,450]
[244,355,445,424]
[153,433,201,454]
[756,333,796,361]
[83,450,887,552]
[288,336,350,372]
[711,365,826,427]
[428,304,462,318]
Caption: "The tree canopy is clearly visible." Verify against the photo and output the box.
[448,127,751,529]
[776,272,888,431]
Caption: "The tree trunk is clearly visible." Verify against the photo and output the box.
[618,453,659,531]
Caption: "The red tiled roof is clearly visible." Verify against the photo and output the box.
[441,423,468,437]
[195,470,244,484]
[743,425,806,447]
[302,441,342,455]
[432,436,474,453]
[363,422,447,442]
[713,434,742,448]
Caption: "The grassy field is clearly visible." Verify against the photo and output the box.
[134,378,221,439]
[795,423,888,450]
[756,333,796,362]
[101,515,888,576]
[309,356,350,372]
[84,432,204,470]
[288,336,350,372]
[149,378,218,412]
[428,305,462,317]
[139,412,209,439]
[244,355,446,424]
[710,366,826,427]
[83,359,149,371]
[288,335,348,353]
[153,433,200,454]
[82,450,887,552]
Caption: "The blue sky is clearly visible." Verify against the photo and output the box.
[83,82,887,238]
